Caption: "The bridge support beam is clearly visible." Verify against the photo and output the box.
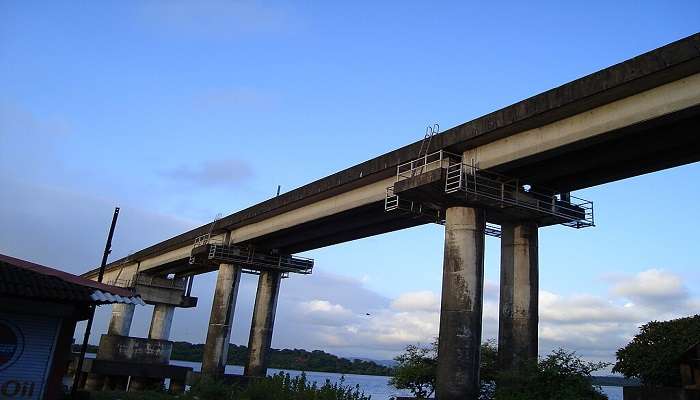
[148,303,175,340]
[436,206,486,400]
[498,222,539,370]
[244,270,282,377]
[107,303,135,336]
[201,263,242,377]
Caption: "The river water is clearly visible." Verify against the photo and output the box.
[169,359,623,400]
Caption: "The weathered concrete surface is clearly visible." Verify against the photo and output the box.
[135,278,197,307]
[84,373,105,391]
[107,303,135,336]
[201,263,242,377]
[498,222,539,370]
[96,334,172,364]
[149,304,175,340]
[463,73,700,171]
[244,270,282,377]
[436,207,486,400]
[74,356,191,381]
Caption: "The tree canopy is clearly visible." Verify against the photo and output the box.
[389,340,608,400]
[613,314,700,387]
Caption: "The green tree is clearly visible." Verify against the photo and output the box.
[495,349,609,400]
[389,341,437,398]
[389,340,498,398]
[613,314,700,387]
[390,342,608,400]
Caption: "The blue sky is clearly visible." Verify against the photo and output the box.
[1,1,699,362]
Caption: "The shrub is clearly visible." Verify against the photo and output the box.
[188,376,236,399]
[241,372,370,400]
[613,314,700,387]
[495,349,609,400]
[390,342,608,400]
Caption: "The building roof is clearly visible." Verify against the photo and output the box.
[0,253,144,305]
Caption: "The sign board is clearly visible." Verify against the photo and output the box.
[0,312,60,399]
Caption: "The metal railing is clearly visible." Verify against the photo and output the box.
[386,150,595,229]
[208,244,313,274]
[133,274,186,290]
[396,150,462,182]
[447,161,594,227]
[384,186,442,222]
[190,234,314,275]
[104,273,186,290]
[104,277,135,288]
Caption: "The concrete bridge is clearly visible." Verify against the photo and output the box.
[83,33,700,398]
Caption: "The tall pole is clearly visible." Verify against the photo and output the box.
[71,207,120,396]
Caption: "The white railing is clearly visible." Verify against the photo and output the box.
[396,150,462,182]
[386,150,595,229]
[453,161,594,227]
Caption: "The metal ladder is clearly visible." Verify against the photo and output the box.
[445,158,463,193]
[413,123,439,176]
[385,187,399,211]
[189,213,222,264]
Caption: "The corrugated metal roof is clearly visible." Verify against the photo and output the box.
[0,253,144,305]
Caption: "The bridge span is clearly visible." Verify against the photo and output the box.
[83,33,700,398]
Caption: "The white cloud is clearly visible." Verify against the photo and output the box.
[161,158,253,188]
[272,269,698,362]
[297,299,356,327]
[391,291,440,312]
[0,177,197,274]
[612,269,687,306]
[540,291,640,323]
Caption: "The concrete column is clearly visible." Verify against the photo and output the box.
[498,221,539,370]
[107,303,135,336]
[148,304,175,340]
[103,375,128,391]
[129,377,159,391]
[436,207,486,400]
[201,263,242,377]
[169,380,186,394]
[84,373,105,391]
[244,270,282,377]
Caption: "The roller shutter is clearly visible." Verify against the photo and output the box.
[0,311,60,400]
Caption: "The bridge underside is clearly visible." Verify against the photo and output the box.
[492,105,700,191]
[141,104,700,278]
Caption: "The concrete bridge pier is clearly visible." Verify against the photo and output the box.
[498,222,539,370]
[108,303,135,336]
[436,206,486,400]
[244,269,282,377]
[149,303,175,340]
[201,263,242,377]
[84,303,137,391]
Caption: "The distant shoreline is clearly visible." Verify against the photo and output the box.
[80,344,638,386]
[590,376,640,387]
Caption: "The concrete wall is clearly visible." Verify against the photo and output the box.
[96,335,172,365]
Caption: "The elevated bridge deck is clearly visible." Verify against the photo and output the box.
[84,33,700,281]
